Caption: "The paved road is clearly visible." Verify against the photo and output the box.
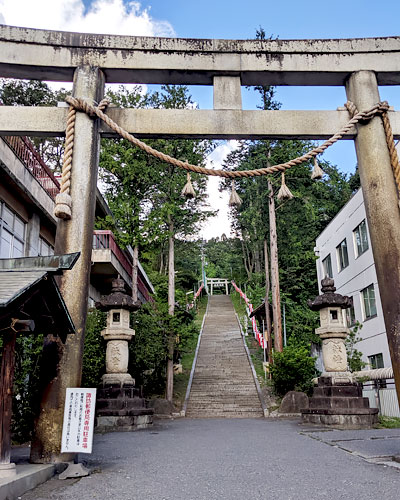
[22,418,400,500]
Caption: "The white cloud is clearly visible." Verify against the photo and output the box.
[0,0,175,37]
[201,141,240,240]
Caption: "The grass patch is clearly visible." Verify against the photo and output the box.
[230,291,249,332]
[245,336,269,387]
[173,295,208,409]
[377,416,400,428]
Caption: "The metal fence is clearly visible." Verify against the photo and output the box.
[362,380,400,418]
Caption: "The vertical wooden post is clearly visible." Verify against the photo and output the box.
[0,330,17,477]
[30,66,105,463]
[268,178,283,352]
[346,70,400,410]
[166,216,175,402]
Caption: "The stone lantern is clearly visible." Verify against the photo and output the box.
[308,277,353,382]
[302,277,378,428]
[95,277,154,431]
[96,277,138,386]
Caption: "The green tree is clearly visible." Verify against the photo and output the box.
[346,322,367,372]
[0,78,69,170]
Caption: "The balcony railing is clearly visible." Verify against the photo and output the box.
[93,230,132,277]
[92,230,152,303]
[2,136,60,200]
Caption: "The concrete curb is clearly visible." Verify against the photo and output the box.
[0,463,55,500]
[182,297,209,417]
[236,312,269,418]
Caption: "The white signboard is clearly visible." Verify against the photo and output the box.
[61,388,96,454]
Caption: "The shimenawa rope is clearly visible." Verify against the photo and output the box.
[54,97,394,218]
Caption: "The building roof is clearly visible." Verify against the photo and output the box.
[0,253,79,341]
[0,270,47,308]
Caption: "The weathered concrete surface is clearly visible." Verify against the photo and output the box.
[1,26,400,85]
[0,463,55,500]
[30,66,105,464]
[346,71,400,418]
[19,420,400,500]
[2,106,400,140]
[213,76,242,110]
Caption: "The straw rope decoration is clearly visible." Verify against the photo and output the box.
[54,97,398,218]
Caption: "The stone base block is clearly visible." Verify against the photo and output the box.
[301,376,379,429]
[302,410,378,429]
[102,373,135,386]
[0,463,16,478]
[95,414,153,433]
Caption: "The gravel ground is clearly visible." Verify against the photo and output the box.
[21,418,400,500]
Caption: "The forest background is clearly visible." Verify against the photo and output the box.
[0,56,359,440]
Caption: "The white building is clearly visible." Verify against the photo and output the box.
[314,187,390,370]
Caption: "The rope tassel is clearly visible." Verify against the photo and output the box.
[311,157,324,180]
[277,173,294,201]
[181,171,196,198]
[54,105,76,220]
[229,180,242,207]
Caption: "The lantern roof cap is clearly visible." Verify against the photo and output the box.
[96,277,139,311]
[308,277,353,311]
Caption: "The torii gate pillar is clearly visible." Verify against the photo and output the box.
[30,66,105,463]
[346,70,400,409]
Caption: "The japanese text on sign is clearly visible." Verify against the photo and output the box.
[61,388,96,454]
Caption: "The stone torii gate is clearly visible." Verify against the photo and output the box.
[1,26,400,462]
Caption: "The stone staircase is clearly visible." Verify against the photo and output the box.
[186,295,264,418]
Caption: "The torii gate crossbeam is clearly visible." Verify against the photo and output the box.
[1,25,400,462]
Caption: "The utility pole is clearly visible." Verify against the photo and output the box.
[268,177,283,352]
[166,213,175,402]
[263,238,273,361]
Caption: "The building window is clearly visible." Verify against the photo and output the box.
[368,353,384,369]
[346,304,356,327]
[336,239,349,271]
[39,237,54,256]
[353,220,369,257]
[0,202,25,258]
[361,284,377,320]
[322,254,333,278]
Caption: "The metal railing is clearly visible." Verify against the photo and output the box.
[362,380,400,418]
[92,230,132,276]
[2,136,60,200]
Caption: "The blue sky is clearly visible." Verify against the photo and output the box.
[2,0,399,173]
[2,0,400,236]
[133,0,400,173]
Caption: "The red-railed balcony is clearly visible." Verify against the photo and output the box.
[2,136,60,200]
[92,230,153,304]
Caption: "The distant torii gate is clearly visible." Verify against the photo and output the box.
[1,26,400,462]
[207,278,229,296]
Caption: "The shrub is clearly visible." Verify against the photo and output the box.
[11,333,44,443]
[81,309,107,387]
[270,344,319,397]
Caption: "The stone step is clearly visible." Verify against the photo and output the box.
[186,296,262,419]
[186,411,264,418]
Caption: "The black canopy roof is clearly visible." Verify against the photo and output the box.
[0,253,79,342]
